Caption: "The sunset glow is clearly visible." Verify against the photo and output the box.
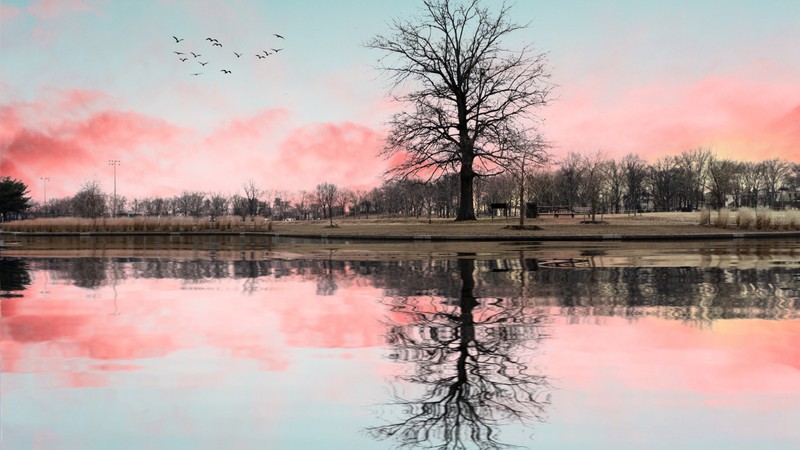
[2,0,798,200]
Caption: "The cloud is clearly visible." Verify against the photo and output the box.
[543,74,800,163]
[271,122,387,191]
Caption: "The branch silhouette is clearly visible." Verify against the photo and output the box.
[368,258,551,450]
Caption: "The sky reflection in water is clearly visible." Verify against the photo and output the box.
[1,249,799,450]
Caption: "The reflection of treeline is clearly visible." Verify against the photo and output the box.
[24,257,799,320]
[0,257,32,297]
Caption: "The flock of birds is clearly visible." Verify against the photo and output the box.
[171,34,285,76]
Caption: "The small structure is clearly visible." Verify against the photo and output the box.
[490,202,509,218]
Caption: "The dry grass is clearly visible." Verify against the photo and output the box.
[701,208,800,231]
[714,208,731,228]
[3,211,798,238]
[1,216,272,233]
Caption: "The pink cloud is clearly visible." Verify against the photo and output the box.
[272,122,386,191]
[26,0,97,19]
[544,75,800,163]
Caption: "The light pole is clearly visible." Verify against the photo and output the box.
[108,160,120,218]
[40,177,50,217]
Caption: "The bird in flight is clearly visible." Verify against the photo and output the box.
[274,34,284,39]
[174,51,185,55]
[221,69,232,74]
[199,61,209,66]
[272,48,283,53]
[212,42,222,47]
[191,52,201,58]
[263,50,270,57]
[205,37,217,42]
[190,72,202,76]
[256,54,265,59]
[173,36,184,43]
[234,52,242,57]
[180,57,188,62]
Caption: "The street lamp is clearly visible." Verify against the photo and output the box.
[108,160,120,218]
[40,177,50,217]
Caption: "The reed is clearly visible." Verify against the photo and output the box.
[736,207,755,229]
[714,208,730,228]
[755,208,772,230]
[698,208,711,226]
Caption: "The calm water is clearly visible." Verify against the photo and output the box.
[1,238,799,449]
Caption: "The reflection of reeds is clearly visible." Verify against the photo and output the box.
[0,216,273,233]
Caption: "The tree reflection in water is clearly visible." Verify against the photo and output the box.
[0,257,32,298]
[368,258,550,450]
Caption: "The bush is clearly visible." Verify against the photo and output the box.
[699,208,711,226]
[755,209,772,230]
[714,208,730,228]
[736,208,755,229]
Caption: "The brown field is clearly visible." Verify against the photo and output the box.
[2,211,799,239]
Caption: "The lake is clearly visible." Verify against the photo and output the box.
[1,237,799,449]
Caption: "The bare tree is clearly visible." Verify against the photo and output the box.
[622,153,647,214]
[72,179,106,218]
[316,182,339,227]
[677,147,712,210]
[707,157,739,209]
[242,180,262,220]
[498,129,548,226]
[557,152,584,209]
[367,0,552,221]
[207,192,229,220]
[581,151,607,222]
[759,158,791,208]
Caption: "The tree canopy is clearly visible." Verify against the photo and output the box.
[368,0,552,220]
[0,177,33,220]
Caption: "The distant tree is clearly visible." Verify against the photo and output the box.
[707,157,739,209]
[677,147,712,210]
[604,159,625,214]
[316,182,339,227]
[243,180,262,220]
[503,130,548,226]
[0,177,33,221]
[72,179,106,218]
[649,156,680,211]
[622,154,647,214]
[368,0,552,221]
[581,151,607,222]
[231,195,249,222]
[759,158,791,208]
[207,192,229,221]
[557,152,584,208]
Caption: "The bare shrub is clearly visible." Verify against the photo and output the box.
[755,208,772,230]
[714,208,730,228]
[699,208,711,226]
[736,207,755,229]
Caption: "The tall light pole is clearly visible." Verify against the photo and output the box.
[40,177,50,216]
[108,160,120,218]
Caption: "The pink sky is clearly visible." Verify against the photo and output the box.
[1,1,799,200]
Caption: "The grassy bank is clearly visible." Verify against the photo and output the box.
[4,211,798,239]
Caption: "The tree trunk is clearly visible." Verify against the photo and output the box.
[456,148,476,221]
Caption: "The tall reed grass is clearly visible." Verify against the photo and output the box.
[1,216,273,233]
[701,208,800,231]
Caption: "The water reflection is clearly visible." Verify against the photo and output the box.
[0,257,31,298]
[22,257,800,322]
[368,258,549,449]
[3,248,799,449]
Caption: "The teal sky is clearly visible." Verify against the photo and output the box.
[2,0,799,199]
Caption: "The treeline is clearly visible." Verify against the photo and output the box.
[20,148,800,221]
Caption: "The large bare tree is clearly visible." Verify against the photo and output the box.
[368,0,552,221]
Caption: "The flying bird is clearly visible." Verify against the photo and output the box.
[263,50,270,57]
[180,57,188,62]
[191,52,201,58]
[212,42,222,47]
[199,61,209,66]
[173,36,184,43]
[273,34,284,39]
[190,72,202,76]
[205,37,215,42]
[221,69,231,74]
[272,48,283,53]
[234,52,242,57]
[256,54,265,59]
[173,51,185,55]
